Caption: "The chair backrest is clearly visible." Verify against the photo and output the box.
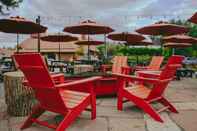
[148,56,164,70]
[13,53,67,112]
[147,55,184,100]
[112,56,128,73]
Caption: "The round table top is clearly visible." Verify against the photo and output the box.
[3,71,24,77]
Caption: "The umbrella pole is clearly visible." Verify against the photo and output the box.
[36,16,41,53]
[104,34,107,59]
[172,48,175,55]
[58,32,61,61]
[88,35,90,60]
[59,42,61,61]
[16,33,19,53]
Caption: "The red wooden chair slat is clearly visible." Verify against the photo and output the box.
[135,56,164,71]
[13,53,101,131]
[101,56,131,75]
[114,55,184,122]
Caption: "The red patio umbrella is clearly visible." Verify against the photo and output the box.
[41,33,78,60]
[63,20,114,59]
[164,42,192,54]
[75,40,104,58]
[136,21,188,36]
[136,21,188,54]
[188,12,197,24]
[163,34,197,43]
[126,40,153,46]
[107,32,145,42]
[0,16,47,52]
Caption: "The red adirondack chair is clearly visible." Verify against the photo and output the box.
[137,55,184,79]
[101,56,131,74]
[135,56,164,71]
[114,55,184,122]
[13,53,101,131]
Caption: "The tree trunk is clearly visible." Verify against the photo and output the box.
[3,71,35,116]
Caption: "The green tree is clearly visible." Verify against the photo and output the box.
[0,0,23,15]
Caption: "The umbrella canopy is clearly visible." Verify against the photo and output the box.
[188,12,197,24]
[63,20,114,34]
[126,40,153,46]
[75,40,104,45]
[107,32,145,42]
[40,33,78,42]
[163,34,197,43]
[136,21,188,36]
[164,42,192,48]
[0,16,47,34]
[41,33,78,60]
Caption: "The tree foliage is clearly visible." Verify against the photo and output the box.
[0,0,22,15]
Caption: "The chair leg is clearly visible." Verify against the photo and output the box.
[117,93,123,111]
[126,94,163,122]
[159,97,178,113]
[56,111,77,131]
[91,94,96,120]
[21,104,45,130]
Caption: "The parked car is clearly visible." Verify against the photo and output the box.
[183,57,197,65]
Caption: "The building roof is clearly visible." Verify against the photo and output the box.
[19,35,99,53]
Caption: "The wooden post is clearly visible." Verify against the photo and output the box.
[3,71,35,116]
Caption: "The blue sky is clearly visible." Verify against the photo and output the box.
[0,0,196,47]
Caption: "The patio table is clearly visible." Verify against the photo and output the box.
[74,64,94,74]
[3,71,35,116]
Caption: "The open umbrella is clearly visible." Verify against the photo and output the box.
[126,39,153,46]
[41,33,78,60]
[107,32,145,42]
[136,21,188,54]
[0,16,47,52]
[164,42,192,54]
[63,20,114,59]
[188,12,197,24]
[163,34,197,43]
[136,21,188,36]
[75,40,104,59]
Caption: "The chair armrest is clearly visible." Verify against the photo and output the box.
[112,73,171,84]
[51,73,65,84]
[55,76,102,88]
[121,66,133,75]
[101,64,112,73]
[136,71,161,79]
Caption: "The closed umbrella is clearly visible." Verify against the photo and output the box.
[0,16,47,52]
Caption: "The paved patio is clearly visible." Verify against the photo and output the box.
[0,78,197,131]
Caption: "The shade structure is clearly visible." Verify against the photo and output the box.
[41,34,78,42]
[164,42,192,55]
[188,12,197,24]
[75,40,104,59]
[75,40,104,45]
[126,40,153,46]
[0,16,47,52]
[136,21,188,36]
[41,33,78,60]
[163,34,197,43]
[163,42,192,48]
[63,19,114,59]
[107,32,145,42]
[63,20,114,34]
